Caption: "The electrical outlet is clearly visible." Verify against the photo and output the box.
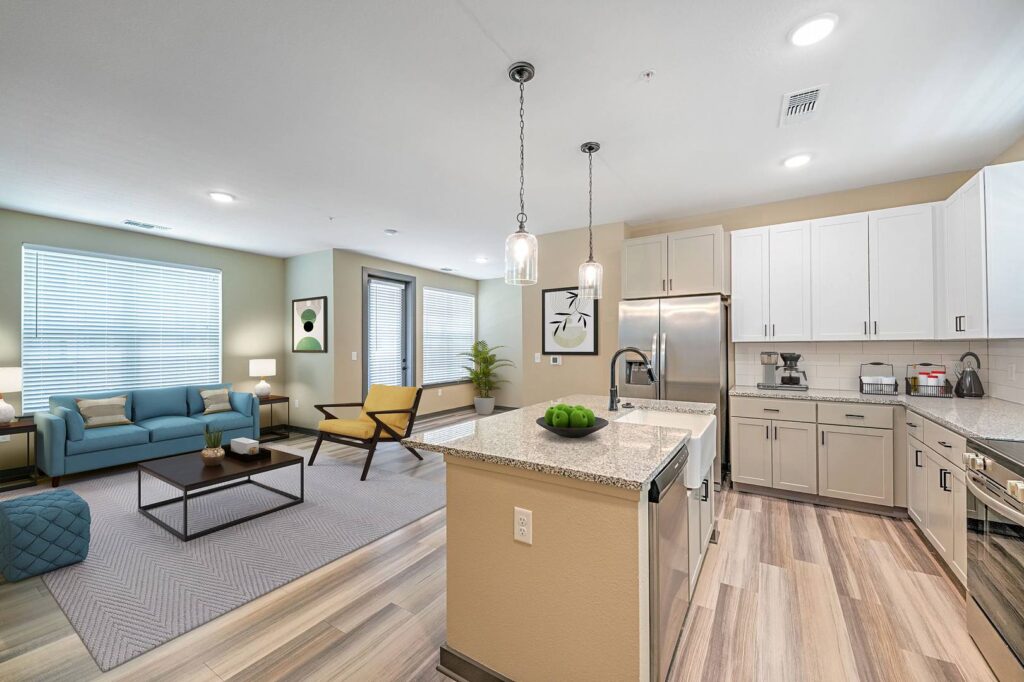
[293,399,300,408]
[437,388,443,397]
[351,351,358,361]
[549,355,562,366]
[534,352,541,363]
[514,507,533,545]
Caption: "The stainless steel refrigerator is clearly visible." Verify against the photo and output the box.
[618,295,729,487]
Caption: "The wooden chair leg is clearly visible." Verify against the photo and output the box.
[405,445,423,460]
[309,434,324,465]
[51,476,61,488]
[360,441,378,481]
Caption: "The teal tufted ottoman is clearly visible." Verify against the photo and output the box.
[0,489,90,582]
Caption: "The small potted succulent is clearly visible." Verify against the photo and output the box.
[460,340,514,416]
[201,431,225,466]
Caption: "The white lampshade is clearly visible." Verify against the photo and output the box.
[0,367,22,393]
[249,359,276,377]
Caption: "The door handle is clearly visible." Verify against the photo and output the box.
[662,279,666,291]
[764,324,768,338]
[659,332,666,396]
[821,431,825,446]
[914,450,922,468]
[772,324,775,337]
[906,422,918,428]
[669,278,673,290]
[938,441,952,449]
[763,408,780,413]
[773,426,778,440]
[765,425,770,440]
[874,321,878,335]
[701,479,709,502]
[863,321,868,335]
[845,414,865,419]
[940,469,951,492]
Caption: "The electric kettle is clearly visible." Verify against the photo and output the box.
[954,351,985,398]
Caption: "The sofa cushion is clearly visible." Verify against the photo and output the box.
[137,415,206,443]
[187,383,231,416]
[194,411,252,433]
[229,391,253,417]
[361,385,419,432]
[76,395,132,429]
[66,424,150,456]
[132,386,188,422]
[200,388,232,414]
[50,390,133,420]
[54,406,85,442]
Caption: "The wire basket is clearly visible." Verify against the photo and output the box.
[905,363,953,398]
[859,362,897,395]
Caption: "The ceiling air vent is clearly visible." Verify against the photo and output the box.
[779,85,826,127]
[123,219,171,231]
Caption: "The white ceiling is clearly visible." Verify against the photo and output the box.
[2,0,1024,279]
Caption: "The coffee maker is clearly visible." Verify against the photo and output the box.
[757,351,809,391]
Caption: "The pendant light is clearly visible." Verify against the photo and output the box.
[577,141,603,301]
[504,61,539,286]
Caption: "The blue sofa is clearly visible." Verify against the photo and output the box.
[34,384,259,486]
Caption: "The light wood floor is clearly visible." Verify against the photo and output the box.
[0,412,997,681]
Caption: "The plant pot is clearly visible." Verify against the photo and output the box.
[201,447,225,466]
[474,397,496,416]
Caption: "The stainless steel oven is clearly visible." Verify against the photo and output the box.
[966,438,1024,681]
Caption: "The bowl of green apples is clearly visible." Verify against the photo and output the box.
[536,403,608,438]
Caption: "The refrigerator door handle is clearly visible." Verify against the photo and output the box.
[651,332,661,400]
[659,332,667,400]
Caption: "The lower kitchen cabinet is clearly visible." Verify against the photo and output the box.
[818,424,894,507]
[924,448,954,556]
[771,420,818,494]
[907,438,927,526]
[687,468,716,596]
[731,416,772,486]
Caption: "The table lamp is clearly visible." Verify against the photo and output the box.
[249,359,276,398]
[0,367,22,423]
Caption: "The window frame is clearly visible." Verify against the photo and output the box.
[421,285,476,388]
[20,244,223,413]
[361,267,416,398]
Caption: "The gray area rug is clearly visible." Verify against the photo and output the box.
[15,447,445,671]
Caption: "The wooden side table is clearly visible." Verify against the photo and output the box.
[258,395,291,443]
[0,418,37,492]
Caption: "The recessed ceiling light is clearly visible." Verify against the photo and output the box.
[474,256,489,264]
[783,154,812,169]
[639,70,656,83]
[789,13,838,46]
[440,267,455,272]
[208,191,236,203]
[384,229,398,236]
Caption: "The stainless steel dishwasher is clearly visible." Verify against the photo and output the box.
[649,443,690,681]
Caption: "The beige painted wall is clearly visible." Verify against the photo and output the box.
[0,208,285,467]
[284,251,335,429]
[521,222,625,405]
[446,457,645,681]
[627,171,974,238]
[476,278,524,408]
[332,250,478,418]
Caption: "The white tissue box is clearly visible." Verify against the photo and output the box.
[231,437,260,455]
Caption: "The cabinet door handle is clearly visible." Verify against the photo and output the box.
[863,321,868,335]
[772,324,775,337]
[773,426,778,440]
[914,450,922,468]
[668,278,673,290]
[763,408,780,413]
[938,441,952,449]
[940,469,951,492]
[821,431,825,446]
[662,279,666,291]
[764,324,768,338]
[906,422,918,428]
[845,414,865,419]
[874,321,878,335]
[765,425,770,440]
[701,479,709,502]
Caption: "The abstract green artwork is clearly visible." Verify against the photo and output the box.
[292,296,328,352]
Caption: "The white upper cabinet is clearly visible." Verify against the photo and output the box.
[811,213,870,341]
[667,225,728,296]
[621,234,668,299]
[984,160,1024,338]
[730,227,770,342]
[768,221,812,341]
[868,204,936,340]
[942,171,988,338]
[622,226,726,300]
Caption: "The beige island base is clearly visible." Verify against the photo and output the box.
[406,395,714,682]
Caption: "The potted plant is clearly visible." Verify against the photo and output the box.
[201,431,225,466]
[460,340,514,415]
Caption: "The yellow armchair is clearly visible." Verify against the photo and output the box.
[311,385,424,480]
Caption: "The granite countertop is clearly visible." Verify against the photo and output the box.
[404,394,714,491]
[729,385,1024,441]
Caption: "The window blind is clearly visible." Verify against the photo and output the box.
[423,288,475,385]
[21,245,222,413]
[366,277,407,387]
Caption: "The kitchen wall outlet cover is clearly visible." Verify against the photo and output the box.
[514,507,533,545]
[534,352,542,363]
[550,356,562,366]
[437,388,443,396]
[351,351,358,361]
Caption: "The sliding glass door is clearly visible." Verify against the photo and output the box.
[363,269,415,395]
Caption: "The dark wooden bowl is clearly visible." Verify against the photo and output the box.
[535,417,609,439]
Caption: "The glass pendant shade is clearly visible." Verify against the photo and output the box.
[504,227,538,285]
[578,259,603,302]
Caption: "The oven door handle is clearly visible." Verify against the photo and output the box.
[966,475,1024,526]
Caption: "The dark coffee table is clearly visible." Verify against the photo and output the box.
[137,450,303,541]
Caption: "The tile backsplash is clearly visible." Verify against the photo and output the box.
[987,339,1024,405]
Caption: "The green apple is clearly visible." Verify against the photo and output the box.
[544,406,558,426]
[569,409,588,428]
[552,410,570,428]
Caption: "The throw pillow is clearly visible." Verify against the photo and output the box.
[201,388,232,414]
[75,396,131,429]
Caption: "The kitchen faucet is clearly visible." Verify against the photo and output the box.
[609,346,657,410]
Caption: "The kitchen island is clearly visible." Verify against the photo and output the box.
[405,394,714,682]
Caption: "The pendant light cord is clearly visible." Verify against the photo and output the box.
[587,149,594,261]
[517,80,527,229]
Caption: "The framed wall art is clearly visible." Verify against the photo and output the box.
[292,296,328,352]
[542,287,598,355]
